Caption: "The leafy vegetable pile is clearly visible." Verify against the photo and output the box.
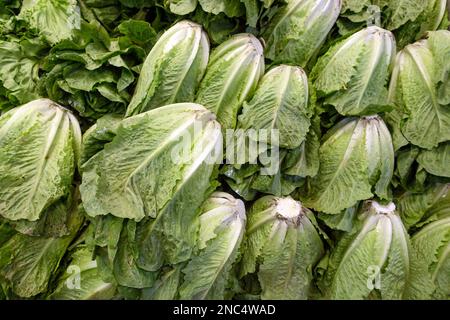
[0,0,449,300]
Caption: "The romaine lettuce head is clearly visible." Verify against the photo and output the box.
[312,26,396,116]
[388,30,450,150]
[262,0,341,67]
[303,115,394,214]
[179,192,246,300]
[409,214,450,299]
[126,20,209,117]
[80,103,223,273]
[0,98,81,222]
[321,200,415,299]
[195,33,264,129]
[81,102,222,221]
[239,195,324,300]
[239,65,312,149]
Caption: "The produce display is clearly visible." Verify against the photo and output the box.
[0,0,449,300]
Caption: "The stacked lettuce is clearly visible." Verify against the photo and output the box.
[0,0,449,301]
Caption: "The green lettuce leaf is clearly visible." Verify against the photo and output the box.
[179,192,246,299]
[240,196,324,299]
[239,65,312,149]
[388,31,450,149]
[262,0,341,67]
[18,0,81,44]
[48,245,117,299]
[0,99,81,222]
[303,116,394,214]
[125,20,209,116]
[312,26,396,116]
[196,33,264,129]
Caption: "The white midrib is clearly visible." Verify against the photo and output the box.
[283,227,298,293]
[268,68,292,132]
[123,115,199,208]
[332,214,388,293]
[213,47,259,127]
[168,28,202,104]
[183,121,221,179]
[27,109,65,219]
[343,215,391,271]
[353,34,385,110]
[389,215,411,298]
[316,120,365,205]
[406,46,443,141]
[200,219,244,299]
[67,111,82,165]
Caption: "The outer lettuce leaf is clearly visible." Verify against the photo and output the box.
[312,26,396,116]
[48,245,117,300]
[179,192,246,299]
[395,0,448,47]
[0,197,84,298]
[0,221,15,247]
[417,142,450,178]
[79,114,122,167]
[167,0,198,15]
[0,99,81,222]
[339,0,449,49]
[40,18,156,120]
[318,205,358,232]
[0,37,47,111]
[409,215,450,299]
[303,116,394,214]
[196,33,264,129]
[9,192,78,237]
[0,234,74,298]
[126,21,209,116]
[18,0,81,44]
[239,65,312,149]
[80,103,221,220]
[383,108,409,151]
[198,0,245,17]
[388,31,450,149]
[397,183,450,229]
[81,103,223,272]
[112,220,157,288]
[262,0,341,67]
[190,10,241,45]
[283,115,321,178]
[240,196,324,299]
[141,264,183,300]
[321,201,413,299]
